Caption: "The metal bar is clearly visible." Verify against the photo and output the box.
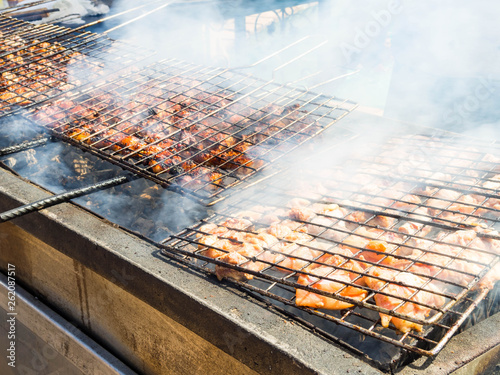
[0,0,56,14]
[307,69,360,91]
[427,288,491,356]
[0,137,50,156]
[103,1,178,35]
[231,36,313,70]
[0,175,130,223]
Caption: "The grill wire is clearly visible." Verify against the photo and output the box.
[25,58,356,198]
[0,15,153,115]
[161,131,500,357]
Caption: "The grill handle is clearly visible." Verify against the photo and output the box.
[0,137,51,156]
[0,175,131,223]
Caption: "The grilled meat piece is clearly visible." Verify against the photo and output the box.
[364,268,445,333]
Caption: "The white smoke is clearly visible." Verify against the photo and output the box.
[97,0,498,139]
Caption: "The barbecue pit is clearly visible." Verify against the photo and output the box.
[0,2,499,374]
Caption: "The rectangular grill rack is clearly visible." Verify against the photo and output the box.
[25,58,357,198]
[0,14,153,115]
[161,130,500,357]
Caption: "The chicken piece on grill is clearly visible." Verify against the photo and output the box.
[278,226,312,243]
[392,193,423,211]
[288,203,350,242]
[445,228,500,289]
[397,207,433,236]
[289,203,348,221]
[361,240,397,264]
[364,267,445,333]
[275,245,319,272]
[478,262,500,290]
[195,218,274,280]
[433,195,483,225]
[295,254,367,310]
[215,242,268,281]
[257,222,308,241]
[219,217,254,231]
[344,210,397,229]
[338,227,401,265]
[198,222,228,237]
[425,189,472,211]
[306,216,349,241]
[340,233,370,256]
[66,127,90,142]
[235,205,287,225]
[175,170,224,190]
[197,236,237,259]
[309,245,357,266]
[275,240,334,272]
[478,174,500,213]
[349,187,421,215]
[196,218,253,246]
[286,198,312,208]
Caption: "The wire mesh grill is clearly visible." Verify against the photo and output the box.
[26,58,357,198]
[161,132,500,356]
[0,15,152,114]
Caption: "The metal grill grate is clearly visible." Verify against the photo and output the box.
[0,15,152,115]
[26,58,357,197]
[161,132,500,356]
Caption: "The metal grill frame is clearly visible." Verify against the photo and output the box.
[25,57,357,199]
[160,130,500,356]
